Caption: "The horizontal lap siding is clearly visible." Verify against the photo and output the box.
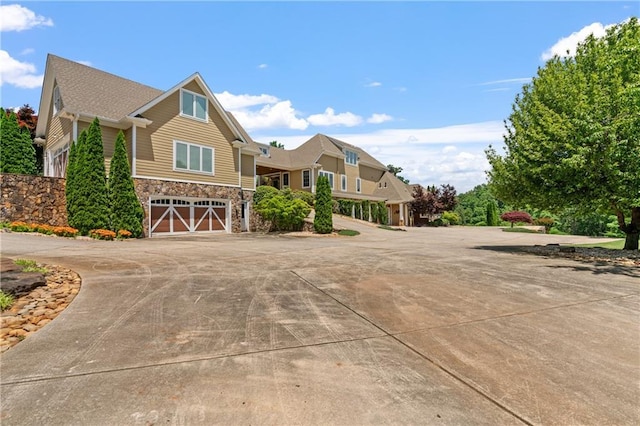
[135,87,238,186]
[241,154,255,189]
[46,114,71,150]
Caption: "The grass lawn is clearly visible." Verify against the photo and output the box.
[338,229,360,236]
[571,239,625,250]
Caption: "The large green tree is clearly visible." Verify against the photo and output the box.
[0,109,37,175]
[387,164,409,184]
[70,118,110,234]
[487,18,640,250]
[108,131,144,237]
[314,175,333,234]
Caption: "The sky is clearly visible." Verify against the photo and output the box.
[1,1,637,192]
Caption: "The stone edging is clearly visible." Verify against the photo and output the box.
[0,264,81,353]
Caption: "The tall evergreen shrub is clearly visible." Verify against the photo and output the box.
[314,175,333,234]
[71,118,110,234]
[0,109,37,174]
[486,200,499,226]
[65,130,86,224]
[108,131,144,237]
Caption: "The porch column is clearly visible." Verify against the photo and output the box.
[131,124,137,176]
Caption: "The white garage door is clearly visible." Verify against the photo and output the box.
[149,197,229,237]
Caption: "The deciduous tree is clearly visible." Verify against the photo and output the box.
[487,18,640,250]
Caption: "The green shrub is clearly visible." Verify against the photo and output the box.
[476,221,487,226]
[433,218,450,227]
[361,200,370,221]
[534,217,554,233]
[377,202,388,224]
[0,290,14,311]
[442,211,460,225]
[108,131,144,237]
[292,190,314,206]
[0,109,37,175]
[256,195,311,231]
[549,228,567,235]
[253,185,279,205]
[314,175,333,234]
[14,259,48,273]
[354,202,362,220]
[371,202,379,223]
[486,200,499,226]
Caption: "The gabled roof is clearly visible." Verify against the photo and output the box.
[373,171,415,204]
[36,54,251,144]
[255,133,387,171]
[37,54,162,136]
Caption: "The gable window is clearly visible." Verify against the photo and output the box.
[318,170,334,189]
[259,146,270,157]
[174,140,214,174]
[53,85,63,115]
[302,169,310,188]
[180,89,208,121]
[282,172,290,187]
[356,177,362,193]
[345,150,358,166]
[341,175,347,191]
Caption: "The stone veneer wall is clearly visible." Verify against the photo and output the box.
[0,174,68,226]
[133,178,256,236]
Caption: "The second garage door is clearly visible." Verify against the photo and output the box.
[149,197,229,236]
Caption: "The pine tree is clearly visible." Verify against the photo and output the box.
[65,130,86,226]
[71,118,110,234]
[486,200,499,226]
[0,109,37,175]
[314,175,333,234]
[108,131,144,237]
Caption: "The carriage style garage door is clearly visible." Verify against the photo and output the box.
[149,197,229,236]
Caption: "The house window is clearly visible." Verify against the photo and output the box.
[174,140,214,174]
[318,170,334,189]
[345,150,358,166]
[341,175,347,191]
[302,169,310,188]
[53,85,62,115]
[282,172,290,187]
[259,146,270,156]
[49,143,69,178]
[180,89,208,121]
[356,177,362,193]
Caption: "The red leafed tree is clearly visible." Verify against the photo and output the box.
[500,211,533,227]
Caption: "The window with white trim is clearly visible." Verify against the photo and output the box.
[53,85,62,115]
[259,146,270,156]
[174,140,214,174]
[302,169,310,188]
[180,89,208,121]
[282,172,290,187]
[356,177,362,193]
[318,170,334,189]
[49,143,69,178]
[345,149,358,165]
[341,175,347,191]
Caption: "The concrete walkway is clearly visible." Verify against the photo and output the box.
[0,227,637,425]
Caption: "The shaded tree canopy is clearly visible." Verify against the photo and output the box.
[387,164,409,184]
[487,18,640,250]
[269,141,284,148]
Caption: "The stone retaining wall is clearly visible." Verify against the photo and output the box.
[0,174,67,226]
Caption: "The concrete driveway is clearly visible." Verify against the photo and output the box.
[1,223,638,425]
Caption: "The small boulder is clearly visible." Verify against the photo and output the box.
[0,272,46,296]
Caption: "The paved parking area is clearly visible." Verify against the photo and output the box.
[1,224,638,425]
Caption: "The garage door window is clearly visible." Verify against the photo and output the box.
[174,141,214,174]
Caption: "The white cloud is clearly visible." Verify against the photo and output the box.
[258,64,268,69]
[478,78,531,86]
[0,4,53,32]
[365,81,382,87]
[367,113,393,124]
[541,22,611,61]
[215,91,280,109]
[231,100,308,131]
[307,107,363,127]
[0,50,43,88]
[20,48,35,56]
[77,60,93,67]
[254,121,505,192]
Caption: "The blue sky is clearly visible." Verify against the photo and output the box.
[1,2,636,192]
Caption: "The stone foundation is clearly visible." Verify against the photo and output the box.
[0,174,67,226]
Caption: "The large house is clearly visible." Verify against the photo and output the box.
[35,55,418,236]
[36,54,260,236]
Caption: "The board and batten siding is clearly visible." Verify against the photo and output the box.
[134,83,239,186]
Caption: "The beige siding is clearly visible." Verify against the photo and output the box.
[317,154,340,174]
[241,153,255,189]
[46,114,72,150]
[289,168,305,191]
[124,128,133,169]
[359,165,385,196]
[134,89,239,186]
[344,162,360,193]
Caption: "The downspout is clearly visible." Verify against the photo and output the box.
[238,147,242,188]
[72,114,79,142]
[132,124,137,176]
